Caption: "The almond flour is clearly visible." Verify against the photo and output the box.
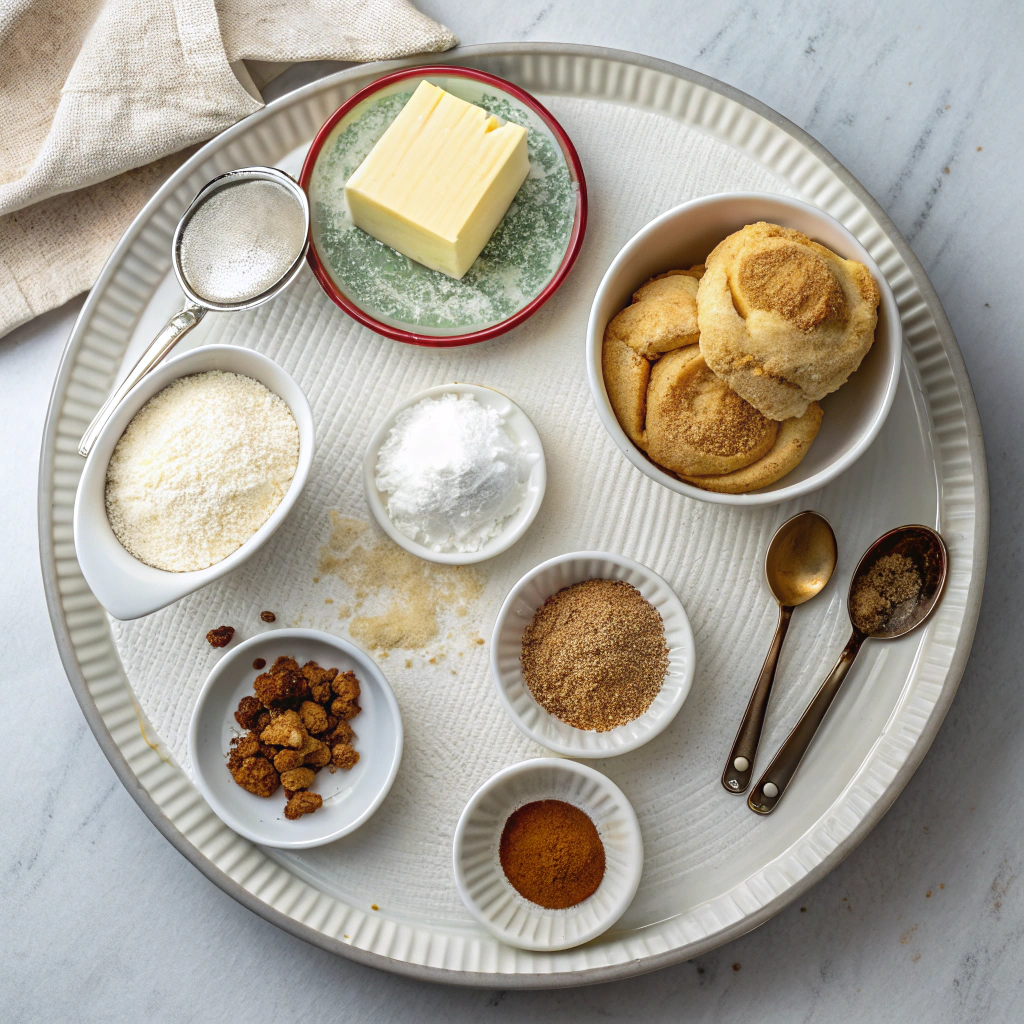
[104,370,299,572]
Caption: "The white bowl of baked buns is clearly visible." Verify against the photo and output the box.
[586,192,901,505]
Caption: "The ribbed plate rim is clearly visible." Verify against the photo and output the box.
[38,42,989,988]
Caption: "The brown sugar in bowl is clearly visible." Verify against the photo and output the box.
[490,551,696,758]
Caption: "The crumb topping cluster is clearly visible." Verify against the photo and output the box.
[228,656,361,820]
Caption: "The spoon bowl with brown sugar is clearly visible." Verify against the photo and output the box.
[722,511,838,795]
[748,524,947,814]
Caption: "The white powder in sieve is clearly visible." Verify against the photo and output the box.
[105,371,300,572]
[375,393,527,553]
[178,179,306,304]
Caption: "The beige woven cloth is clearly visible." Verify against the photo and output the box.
[0,0,457,339]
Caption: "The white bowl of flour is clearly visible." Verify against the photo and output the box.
[363,384,546,566]
[74,344,314,619]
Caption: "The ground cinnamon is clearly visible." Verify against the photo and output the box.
[499,800,605,909]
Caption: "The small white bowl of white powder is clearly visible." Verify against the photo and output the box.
[364,384,546,565]
[74,344,313,619]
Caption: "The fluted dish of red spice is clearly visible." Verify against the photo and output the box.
[452,758,644,951]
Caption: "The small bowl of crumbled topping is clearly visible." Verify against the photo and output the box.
[490,551,696,757]
[188,627,403,849]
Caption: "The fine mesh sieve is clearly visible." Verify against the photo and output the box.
[78,167,309,458]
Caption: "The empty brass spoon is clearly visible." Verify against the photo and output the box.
[722,511,837,794]
[748,525,947,814]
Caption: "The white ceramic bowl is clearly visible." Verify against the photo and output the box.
[74,344,314,620]
[452,758,643,951]
[586,192,902,505]
[363,383,546,565]
[188,628,403,849]
[491,552,695,757]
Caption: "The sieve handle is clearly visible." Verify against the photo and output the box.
[77,301,206,458]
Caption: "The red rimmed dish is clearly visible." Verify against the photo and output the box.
[299,66,587,347]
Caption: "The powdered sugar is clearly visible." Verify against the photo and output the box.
[105,370,299,571]
[374,393,527,553]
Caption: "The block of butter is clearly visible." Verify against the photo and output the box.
[345,81,530,280]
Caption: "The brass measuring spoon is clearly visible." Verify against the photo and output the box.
[722,511,837,794]
[748,525,947,814]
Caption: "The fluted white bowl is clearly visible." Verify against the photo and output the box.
[490,551,695,757]
[189,628,403,849]
[452,758,643,951]
[363,383,546,566]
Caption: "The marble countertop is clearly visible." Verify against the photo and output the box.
[4,2,1020,1020]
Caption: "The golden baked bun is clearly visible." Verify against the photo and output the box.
[643,347,778,476]
[680,402,823,493]
[601,333,650,445]
[604,266,704,358]
[697,222,879,420]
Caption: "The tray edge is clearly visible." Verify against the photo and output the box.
[37,40,990,990]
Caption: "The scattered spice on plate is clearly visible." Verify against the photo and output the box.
[260,610,277,622]
[317,512,483,651]
[252,658,266,670]
[850,553,922,634]
[207,625,235,648]
[227,656,362,820]
[499,800,605,909]
[520,579,668,731]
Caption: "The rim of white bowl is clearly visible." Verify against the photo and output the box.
[362,383,547,565]
[73,344,315,620]
[187,628,403,849]
[585,191,903,506]
[452,758,644,951]
[490,551,696,757]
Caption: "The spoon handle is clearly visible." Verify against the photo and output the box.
[722,605,793,793]
[78,300,206,458]
[748,629,865,814]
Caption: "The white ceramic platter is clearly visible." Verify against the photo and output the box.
[40,45,987,987]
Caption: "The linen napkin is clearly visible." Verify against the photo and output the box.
[0,0,458,339]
